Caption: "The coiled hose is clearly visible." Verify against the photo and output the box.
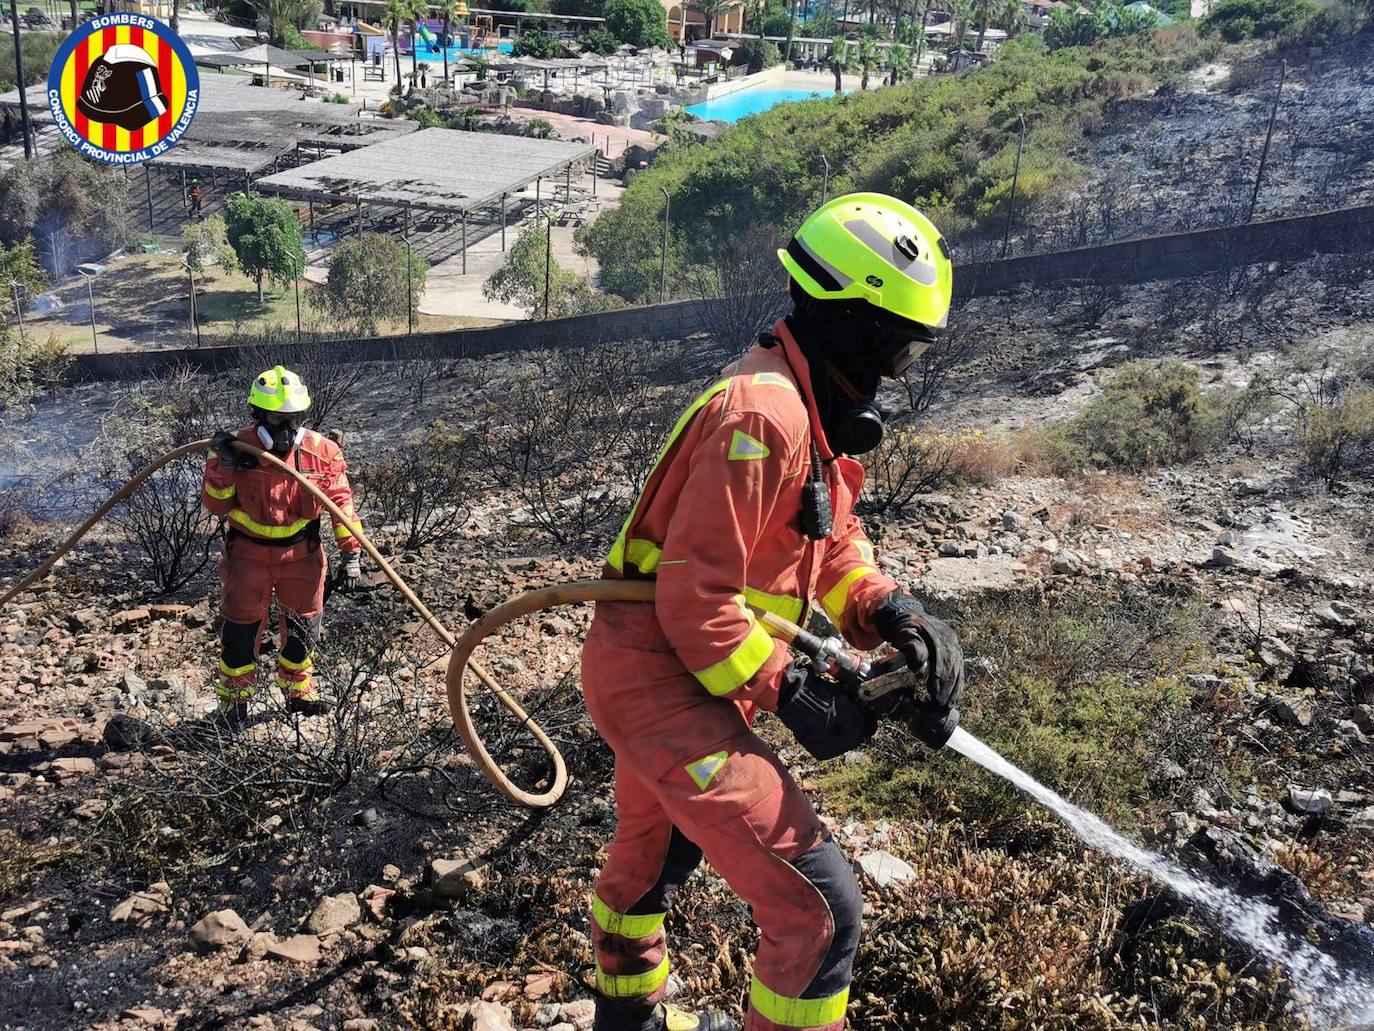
[0,439,810,810]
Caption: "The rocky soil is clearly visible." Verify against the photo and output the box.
[0,85,1373,1029]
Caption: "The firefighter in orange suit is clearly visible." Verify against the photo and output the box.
[201,366,363,725]
[581,195,967,1031]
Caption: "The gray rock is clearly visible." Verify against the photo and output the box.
[1334,720,1367,744]
[1051,551,1082,574]
[1285,787,1333,815]
[1270,695,1312,727]
[1001,510,1022,531]
[189,909,251,952]
[559,1000,596,1030]
[1350,806,1374,831]
[304,892,360,935]
[1350,705,1374,736]
[430,857,486,899]
[266,933,321,964]
[1312,600,1358,629]
[854,850,917,889]
[1211,545,1238,567]
[467,1001,517,1031]
[119,671,147,699]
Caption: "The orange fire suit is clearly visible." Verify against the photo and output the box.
[582,320,898,1031]
[201,427,361,702]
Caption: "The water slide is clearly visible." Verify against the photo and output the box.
[415,23,437,46]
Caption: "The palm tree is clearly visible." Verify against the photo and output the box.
[828,35,851,93]
[912,0,933,71]
[997,0,1024,35]
[435,0,461,84]
[782,0,798,65]
[974,0,990,51]
[885,40,912,84]
[385,0,406,89]
[856,33,877,88]
[406,0,428,91]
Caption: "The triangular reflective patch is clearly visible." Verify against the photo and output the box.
[685,751,728,790]
[752,371,795,390]
[728,430,771,461]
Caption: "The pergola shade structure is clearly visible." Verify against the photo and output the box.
[253,127,598,266]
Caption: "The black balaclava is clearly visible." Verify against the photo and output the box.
[784,281,937,456]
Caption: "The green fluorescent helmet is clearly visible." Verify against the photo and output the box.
[778,192,954,330]
[248,365,312,414]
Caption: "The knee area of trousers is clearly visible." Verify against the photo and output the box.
[793,840,863,948]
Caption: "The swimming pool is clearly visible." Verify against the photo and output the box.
[685,83,837,122]
[411,40,513,62]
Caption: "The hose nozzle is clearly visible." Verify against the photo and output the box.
[911,704,959,750]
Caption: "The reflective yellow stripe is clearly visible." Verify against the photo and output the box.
[334,522,360,540]
[204,482,236,501]
[592,897,666,938]
[277,653,313,673]
[623,538,663,574]
[692,619,774,697]
[218,659,256,678]
[608,380,730,573]
[596,954,670,998]
[227,510,313,540]
[821,566,880,626]
[749,977,849,1028]
[744,586,805,625]
[278,679,319,700]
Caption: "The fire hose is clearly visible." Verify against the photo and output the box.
[4,439,934,811]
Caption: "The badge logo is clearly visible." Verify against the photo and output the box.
[47,14,199,165]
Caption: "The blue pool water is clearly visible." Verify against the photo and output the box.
[411,40,514,61]
[686,85,836,122]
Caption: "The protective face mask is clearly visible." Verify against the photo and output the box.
[256,420,303,456]
[823,401,885,455]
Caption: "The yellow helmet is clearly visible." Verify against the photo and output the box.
[247,365,311,414]
[779,192,953,330]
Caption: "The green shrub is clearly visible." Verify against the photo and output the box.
[514,30,561,58]
[0,31,62,94]
[581,27,620,55]
[324,91,350,103]
[580,31,1218,302]
[1298,388,1374,487]
[736,37,783,72]
[814,586,1205,833]
[1036,361,1222,472]
[1203,0,1317,40]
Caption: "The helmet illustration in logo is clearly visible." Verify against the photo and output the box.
[76,44,169,131]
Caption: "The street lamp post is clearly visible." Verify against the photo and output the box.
[405,235,414,334]
[543,215,553,320]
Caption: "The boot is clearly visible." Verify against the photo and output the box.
[595,1000,736,1031]
[286,695,331,717]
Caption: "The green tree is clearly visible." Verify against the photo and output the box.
[828,35,852,92]
[0,240,48,318]
[738,36,782,72]
[605,0,671,46]
[323,232,428,335]
[224,193,306,303]
[484,222,615,318]
[0,31,61,94]
[181,215,237,275]
[885,41,913,83]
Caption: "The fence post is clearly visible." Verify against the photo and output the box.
[659,187,671,303]
[1247,60,1286,224]
[1001,113,1026,260]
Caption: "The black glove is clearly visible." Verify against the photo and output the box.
[211,431,256,470]
[873,590,964,711]
[776,659,877,761]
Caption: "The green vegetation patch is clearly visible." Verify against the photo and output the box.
[814,585,1207,834]
[581,29,1220,303]
[1203,0,1319,40]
